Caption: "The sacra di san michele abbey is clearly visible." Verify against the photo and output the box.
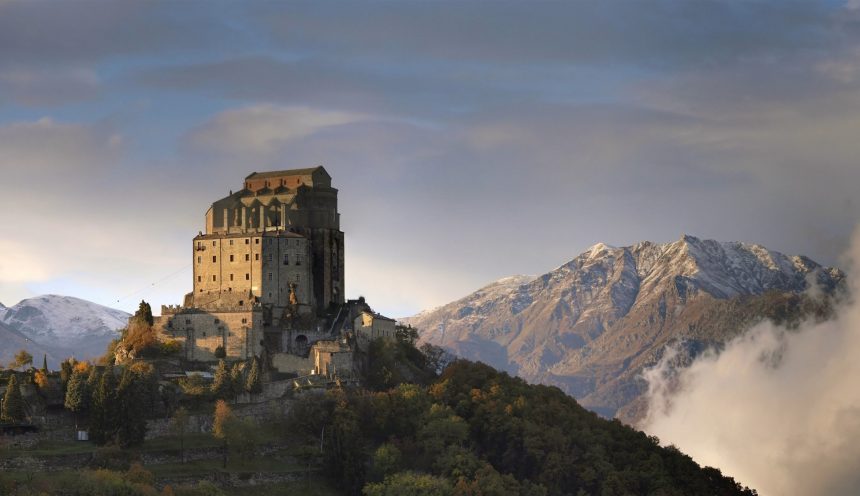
[154,167,395,377]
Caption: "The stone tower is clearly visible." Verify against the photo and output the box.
[197,166,345,316]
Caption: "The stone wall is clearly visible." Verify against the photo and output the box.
[156,309,263,361]
[271,353,313,375]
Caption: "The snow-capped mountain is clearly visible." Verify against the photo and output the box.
[1,295,130,366]
[404,235,844,423]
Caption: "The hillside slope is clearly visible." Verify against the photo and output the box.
[405,235,843,421]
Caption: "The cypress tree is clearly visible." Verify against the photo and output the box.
[211,360,231,400]
[245,357,262,396]
[41,354,48,374]
[1,375,25,424]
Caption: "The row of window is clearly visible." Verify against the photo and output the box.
[198,253,302,265]
[197,273,302,283]
[198,238,303,248]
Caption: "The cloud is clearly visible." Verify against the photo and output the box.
[260,2,841,69]
[0,117,122,186]
[185,104,367,157]
[641,228,860,495]
[0,66,100,107]
[0,1,233,65]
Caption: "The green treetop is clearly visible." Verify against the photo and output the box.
[1,375,25,424]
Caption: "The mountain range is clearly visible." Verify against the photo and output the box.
[0,295,130,368]
[405,235,844,423]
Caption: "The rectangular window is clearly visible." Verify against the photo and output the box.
[212,241,216,246]
[185,319,191,324]
[229,239,234,245]
[283,254,289,265]
[245,238,249,245]
[267,254,273,262]
[230,274,234,281]
[255,238,260,245]
[241,318,247,324]
[245,254,249,261]
[268,273,273,281]
[245,273,250,280]
[197,276,202,282]
[212,275,217,281]
[229,254,234,262]
[212,256,217,263]
[214,319,220,324]
[296,255,301,266]
[197,256,201,263]
[255,253,260,261]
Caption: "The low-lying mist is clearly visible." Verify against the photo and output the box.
[642,229,860,496]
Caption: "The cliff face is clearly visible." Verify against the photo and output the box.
[405,235,844,422]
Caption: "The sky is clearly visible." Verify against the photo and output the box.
[1,0,860,318]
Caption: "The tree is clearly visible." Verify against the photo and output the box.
[211,360,231,400]
[213,400,233,469]
[60,359,74,391]
[245,357,262,396]
[64,370,89,430]
[90,366,119,445]
[41,354,48,374]
[212,399,258,469]
[135,300,154,327]
[230,362,244,401]
[214,345,226,359]
[1,375,25,423]
[12,349,33,371]
[395,325,419,346]
[116,367,148,448]
[170,406,190,463]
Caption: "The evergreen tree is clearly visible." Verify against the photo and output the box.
[116,368,147,448]
[86,365,100,390]
[41,354,48,374]
[245,357,262,396]
[230,362,244,401]
[60,360,73,391]
[211,359,231,400]
[64,370,89,429]
[135,300,154,327]
[90,366,118,445]
[1,375,25,424]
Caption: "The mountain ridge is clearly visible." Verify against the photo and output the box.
[405,235,844,421]
[0,294,130,367]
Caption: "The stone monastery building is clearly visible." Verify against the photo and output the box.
[155,167,395,376]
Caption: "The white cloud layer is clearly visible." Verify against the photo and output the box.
[642,228,860,496]
[186,105,366,157]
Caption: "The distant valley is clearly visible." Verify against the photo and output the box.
[405,235,844,424]
[0,295,129,368]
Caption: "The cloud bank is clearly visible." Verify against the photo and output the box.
[642,229,860,495]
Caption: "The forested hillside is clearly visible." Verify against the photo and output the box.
[288,360,757,495]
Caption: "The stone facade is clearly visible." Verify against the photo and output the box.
[312,339,353,377]
[154,167,396,378]
[155,166,346,363]
[354,310,396,349]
